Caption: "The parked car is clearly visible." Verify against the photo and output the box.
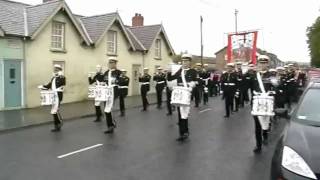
[271,81,320,180]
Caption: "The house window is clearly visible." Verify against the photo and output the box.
[51,21,65,50]
[155,39,161,59]
[53,61,65,74]
[107,30,117,55]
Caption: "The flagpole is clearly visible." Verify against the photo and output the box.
[235,9,238,33]
[200,16,203,66]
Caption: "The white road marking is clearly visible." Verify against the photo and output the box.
[57,144,103,159]
[199,108,212,113]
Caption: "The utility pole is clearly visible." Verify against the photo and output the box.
[200,15,204,66]
[235,9,238,33]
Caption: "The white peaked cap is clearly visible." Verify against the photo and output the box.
[54,64,62,69]
[181,53,192,60]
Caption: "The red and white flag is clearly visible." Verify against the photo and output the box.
[227,31,258,64]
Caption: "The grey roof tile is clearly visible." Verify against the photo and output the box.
[128,25,161,50]
[125,27,145,51]
[26,0,62,36]
[0,0,28,36]
[80,13,117,43]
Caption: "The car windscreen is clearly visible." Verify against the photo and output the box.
[295,88,320,126]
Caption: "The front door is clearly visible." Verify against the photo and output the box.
[132,64,141,95]
[4,60,22,108]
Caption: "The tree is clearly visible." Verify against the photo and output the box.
[307,17,320,67]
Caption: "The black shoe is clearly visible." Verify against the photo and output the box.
[94,117,101,122]
[51,128,60,132]
[141,109,147,112]
[104,127,114,134]
[224,115,230,118]
[166,113,172,116]
[253,147,262,154]
[263,139,268,146]
[119,112,125,117]
[176,136,185,141]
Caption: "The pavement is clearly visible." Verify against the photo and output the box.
[0,96,288,180]
[0,93,160,132]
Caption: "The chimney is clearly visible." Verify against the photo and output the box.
[132,13,144,27]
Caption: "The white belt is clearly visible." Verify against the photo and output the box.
[141,82,150,85]
[157,81,165,84]
[224,83,235,86]
[119,86,128,89]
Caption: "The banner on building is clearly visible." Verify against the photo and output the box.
[227,31,258,64]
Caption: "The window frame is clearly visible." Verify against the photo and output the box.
[51,21,66,51]
[155,39,161,60]
[107,30,118,55]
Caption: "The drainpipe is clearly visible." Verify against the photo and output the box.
[22,37,27,108]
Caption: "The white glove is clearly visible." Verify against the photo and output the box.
[220,91,223,94]
[37,85,44,89]
[88,73,92,77]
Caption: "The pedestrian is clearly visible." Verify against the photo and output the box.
[118,69,130,117]
[38,64,66,132]
[220,63,237,118]
[139,68,151,111]
[88,65,104,122]
[153,67,166,109]
[103,57,121,134]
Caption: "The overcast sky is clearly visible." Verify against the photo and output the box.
[16,0,320,62]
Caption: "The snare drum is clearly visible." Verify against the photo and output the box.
[40,90,55,106]
[88,85,96,99]
[171,86,191,106]
[95,85,114,102]
[251,94,275,116]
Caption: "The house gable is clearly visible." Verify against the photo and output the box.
[27,0,90,45]
[129,24,174,55]
[80,13,135,50]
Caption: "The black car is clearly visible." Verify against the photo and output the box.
[271,81,320,180]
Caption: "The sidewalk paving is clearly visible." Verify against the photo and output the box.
[0,93,164,132]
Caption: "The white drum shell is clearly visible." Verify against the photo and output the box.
[171,86,191,106]
[251,95,275,116]
[40,90,55,106]
[88,85,96,99]
[95,85,113,102]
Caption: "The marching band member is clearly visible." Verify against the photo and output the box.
[220,63,237,118]
[153,67,166,109]
[252,55,273,153]
[165,64,176,116]
[118,69,130,117]
[139,68,151,111]
[193,63,202,107]
[199,64,211,105]
[103,57,121,134]
[88,65,104,122]
[172,54,197,141]
[275,67,287,108]
[285,64,296,108]
[38,64,66,132]
[235,61,244,110]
